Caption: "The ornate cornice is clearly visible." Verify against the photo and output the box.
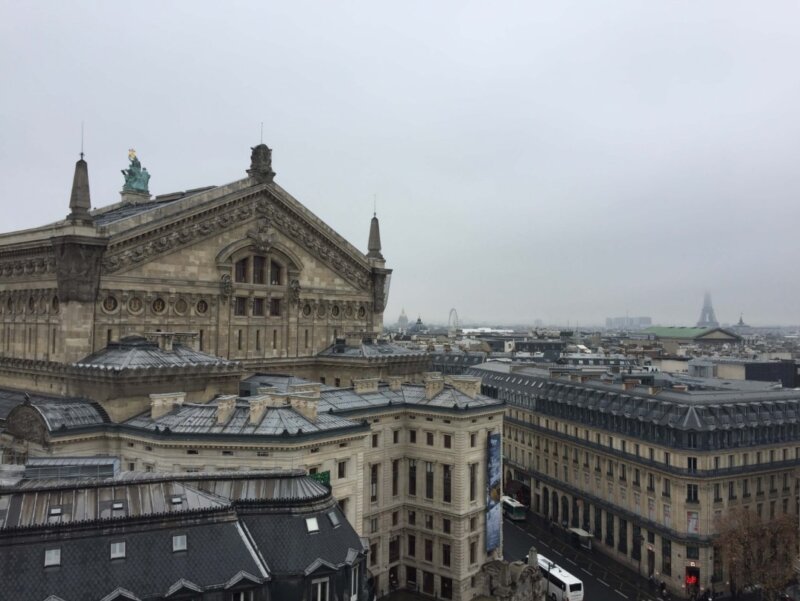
[0,250,56,281]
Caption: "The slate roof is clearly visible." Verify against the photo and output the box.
[471,361,800,431]
[0,471,363,600]
[242,504,363,575]
[75,335,237,370]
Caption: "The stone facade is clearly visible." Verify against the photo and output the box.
[0,146,391,371]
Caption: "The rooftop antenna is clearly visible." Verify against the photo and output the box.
[80,121,85,159]
[260,122,263,144]
[373,193,377,216]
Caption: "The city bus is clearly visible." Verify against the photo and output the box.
[501,495,526,521]
[538,554,584,601]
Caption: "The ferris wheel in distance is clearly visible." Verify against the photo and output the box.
[448,308,460,339]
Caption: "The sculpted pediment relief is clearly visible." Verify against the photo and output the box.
[102,190,374,291]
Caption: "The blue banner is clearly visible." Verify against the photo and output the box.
[486,431,502,552]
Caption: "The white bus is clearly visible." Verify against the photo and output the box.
[538,554,584,601]
[501,495,526,521]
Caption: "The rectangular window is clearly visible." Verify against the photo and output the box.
[686,484,699,503]
[425,514,433,529]
[370,543,377,566]
[252,256,266,284]
[469,463,477,501]
[687,457,697,473]
[426,432,434,446]
[372,433,379,448]
[662,538,672,576]
[393,430,399,444]
[253,297,265,316]
[110,541,126,559]
[425,462,434,499]
[443,434,452,448]
[311,577,329,601]
[270,260,282,285]
[408,510,416,525]
[470,433,476,447]
[714,483,722,502]
[338,460,347,479]
[409,430,417,444]
[470,541,477,564]
[663,478,671,498]
[172,534,187,552]
[237,329,243,350]
[272,329,277,349]
[424,539,433,562]
[408,534,416,557]
[443,464,452,503]
[442,543,451,567]
[235,257,248,283]
[44,548,61,567]
[269,298,281,316]
[408,459,417,496]
[305,329,309,349]
[443,518,451,533]
[371,464,379,503]
[234,296,247,316]
[728,481,736,500]
[392,460,399,497]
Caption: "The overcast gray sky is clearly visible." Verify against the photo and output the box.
[1,1,798,327]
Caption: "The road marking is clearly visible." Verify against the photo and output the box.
[614,590,628,599]
[565,557,577,565]
[598,579,610,587]
[580,568,592,575]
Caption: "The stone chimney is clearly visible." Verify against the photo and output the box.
[424,373,445,400]
[622,380,638,391]
[354,378,380,395]
[249,396,269,425]
[445,375,481,399]
[216,395,238,424]
[150,392,185,419]
[289,394,318,421]
[388,376,403,392]
[345,332,364,348]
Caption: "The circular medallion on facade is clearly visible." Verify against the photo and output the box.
[331,305,340,318]
[174,298,188,315]
[103,295,118,312]
[316,304,326,318]
[128,297,143,313]
[51,296,59,314]
[345,305,354,319]
[302,303,312,317]
[358,306,366,319]
[196,299,209,314]
[152,297,166,314]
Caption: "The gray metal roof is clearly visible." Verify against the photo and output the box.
[317,383,501,413]
[124,401,360,436]
[316,340,427,358]
[75,335,237,370]
[31,398,110,430]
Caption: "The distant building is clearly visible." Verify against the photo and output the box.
[641,326,741,354]
[0,469,369,600]
[605,317,653,330]
[688,357,797,388]
[397,308,409,332]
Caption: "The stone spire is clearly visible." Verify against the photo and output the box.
[68,155,92,222]
[367,213,383,260]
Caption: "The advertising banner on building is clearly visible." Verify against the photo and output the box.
[486,431,502,552]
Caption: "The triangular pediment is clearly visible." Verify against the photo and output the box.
[101,182,373,291]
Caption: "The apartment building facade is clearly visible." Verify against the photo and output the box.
[469,361,800,597]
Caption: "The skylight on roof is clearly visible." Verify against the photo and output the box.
[48,507,62,516]
[328,511,340,527]
[171,496,183,505]
[306,517,319,533]
[112,502,124,511]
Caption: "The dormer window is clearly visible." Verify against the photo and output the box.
[306,517,319,533]
[112,501,125,512]
[171,496,183,505]
[328,511,340,528]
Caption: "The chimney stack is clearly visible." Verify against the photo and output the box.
[150,392,185,419]
[424,373,445,400]
[216,395,238,424]
[388,376,403,392]
[445,375,481,399]
[354,378,380,395]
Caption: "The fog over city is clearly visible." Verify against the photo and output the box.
[1,1,798,326]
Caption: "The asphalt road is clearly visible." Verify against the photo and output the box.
[503,517,658,601]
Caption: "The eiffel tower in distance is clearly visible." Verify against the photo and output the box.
[696,292,720,328]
